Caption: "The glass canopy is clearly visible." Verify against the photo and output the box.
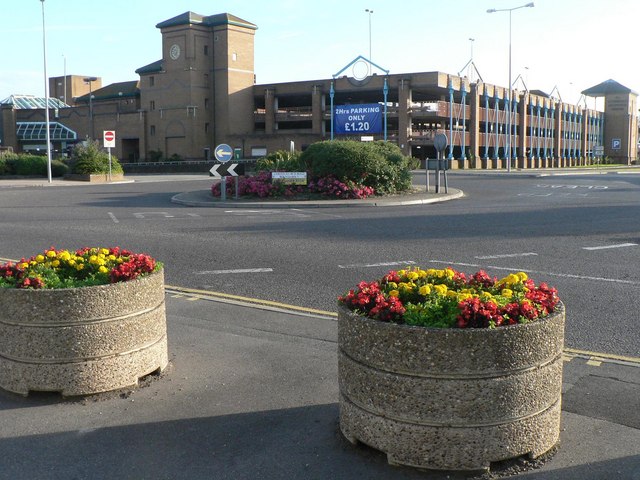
[16,122,77,141]
[0,95,68,109]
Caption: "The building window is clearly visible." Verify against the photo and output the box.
[205,123,209,133]
[204,73,209,86]
[150,125,156,136]
[204,45,209,56]
[232,52,237,62]
[150,76,155,87]
[204,98,209,110]
[150,100,155,111]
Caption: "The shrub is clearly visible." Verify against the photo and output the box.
[300,140,412,194]
[0,153,68,177]
[147,150,163,162]
[70,141,123,175]
[255,150,305,172]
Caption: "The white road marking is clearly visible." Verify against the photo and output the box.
[536,184,608,190]
[134,212,174,218]
[107,212,119,223]
[583,243,638,251]
[429,260,639,285]
[475,253,538,260]
[195,268,274,275]
[338,261,416,269]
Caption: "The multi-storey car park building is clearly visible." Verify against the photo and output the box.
[1,11,637,168]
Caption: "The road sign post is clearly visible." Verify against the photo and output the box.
[430,133,449,193]
[213,144,233,201]
[209,159,245,202]
[103,131,115,181]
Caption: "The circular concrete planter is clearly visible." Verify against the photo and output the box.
[0,269,168,396]
[338,301,565,472]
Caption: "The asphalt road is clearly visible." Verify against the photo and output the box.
[0,171,638,359]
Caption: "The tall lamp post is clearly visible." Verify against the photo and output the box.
[83,76,98,140]
[487,2,534,172]
[365,9,373,66]
[40,0,52,183]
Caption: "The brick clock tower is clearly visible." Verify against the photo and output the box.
[137,12,257,160]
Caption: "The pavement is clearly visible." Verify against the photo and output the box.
[0,170,639,479]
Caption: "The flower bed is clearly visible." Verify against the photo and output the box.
[0,246,158,289]
[339,267,559,328]
[337,267,564,471]
[211,172,375,200]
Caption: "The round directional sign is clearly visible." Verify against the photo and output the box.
[214,144,233,163]
[434,133,448,154]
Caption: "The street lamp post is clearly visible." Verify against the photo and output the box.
[487,2,534,172]
[40,0,52,183]
[83,76,98,139]
[365,9,373,63]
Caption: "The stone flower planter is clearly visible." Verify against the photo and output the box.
[338,301,565,472]
[0,269,168,396]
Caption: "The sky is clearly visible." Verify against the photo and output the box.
[2,0,639,111]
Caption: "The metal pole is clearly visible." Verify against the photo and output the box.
[507,9,512,172]
[62,54,67,104]
[41,0,52,183]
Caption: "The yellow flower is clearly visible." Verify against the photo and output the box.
[445,268,455,279]
[457,293,474,302]
[389,290,400,297]
[51,260,60,268]
[19,262,29,269]
[58,251,71,261]
[398,270,406,277]
[76,264,84,271]
[387,282,398,289]
[100,248,110,255]
[417,269,427,278]
[434,284,448,296]
[406,271,419,281]
[501,288,514,298]
[419,285,431,296]
[398,282,414,292]
[35,255,45,263]
[517,272,528,281]
[98,266,109,274]
[480,291,493,301]
[46,250,56,258]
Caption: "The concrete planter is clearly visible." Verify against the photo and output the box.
[0,269,168,396]
[338,301,565,472]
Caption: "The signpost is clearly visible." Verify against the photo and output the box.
[213,144,233,201]
[427,133,449,193]
[103,130,115,181]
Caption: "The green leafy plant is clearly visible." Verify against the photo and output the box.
[255,150,304,172]
[69,141,123,175]
[300,140,412,194]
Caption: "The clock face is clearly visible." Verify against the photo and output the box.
[169,44,181,60]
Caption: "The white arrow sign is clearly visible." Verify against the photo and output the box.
[209,163,245,177]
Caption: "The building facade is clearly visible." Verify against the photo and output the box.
[0,11,637,167]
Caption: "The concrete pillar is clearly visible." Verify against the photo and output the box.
[264,88,275,135]
[518,92,529,169]
[469,83,481,168]
[398,78,411,156]
[554,102,563,167]
[311,85,323,135]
